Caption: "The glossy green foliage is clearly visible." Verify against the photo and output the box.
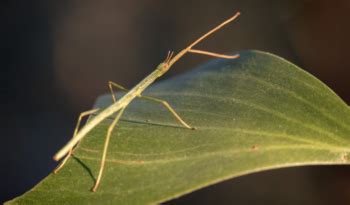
[7,51,350,205]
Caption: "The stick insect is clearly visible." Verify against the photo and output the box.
[53,12,241,192]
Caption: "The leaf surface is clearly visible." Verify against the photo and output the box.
[7,50,350,205]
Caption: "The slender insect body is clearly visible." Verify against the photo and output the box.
[129,67,164,96]
[53,66,163,161]
[53,101,125,161]
[53,12,241,192]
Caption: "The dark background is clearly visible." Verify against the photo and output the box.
[2,0,350,204]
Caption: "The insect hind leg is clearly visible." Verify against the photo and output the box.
[54,108,99,173]
[92,107,126,192]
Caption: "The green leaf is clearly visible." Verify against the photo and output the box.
[7,50,350,205]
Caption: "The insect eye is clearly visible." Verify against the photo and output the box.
[164,63,170,69]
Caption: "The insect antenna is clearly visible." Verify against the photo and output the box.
[166,51,174,64]
[165,51,171,62]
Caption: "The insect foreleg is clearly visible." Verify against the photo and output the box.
[188,49,239,59]
[54,108,99,173]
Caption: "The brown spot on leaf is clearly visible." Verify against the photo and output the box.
[251,145,258,151]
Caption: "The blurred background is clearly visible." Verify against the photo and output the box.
[2,0,350,204]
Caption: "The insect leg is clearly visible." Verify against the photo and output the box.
[108,81,129,102]
[54,108,99,173]
[139,95,195,130]
[109,82,193,129]
[92,107,126,192]
[188,49,239,59]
